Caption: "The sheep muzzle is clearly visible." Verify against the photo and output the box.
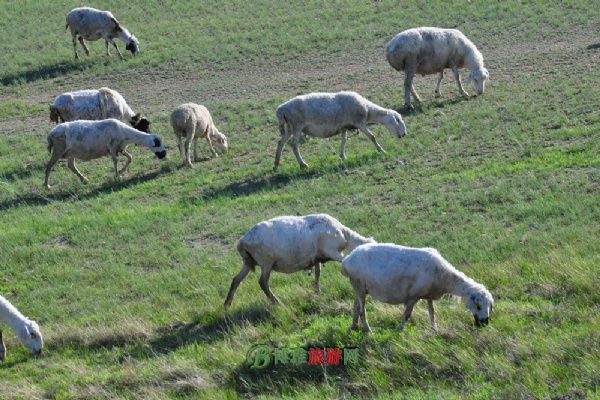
[474,316,489,327]
[155,150,167,159]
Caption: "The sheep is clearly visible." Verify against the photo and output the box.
[169,103,228,167]
[386,27,490,109]
[44,118,167,189]
[341,243,494,333]
[224,213,375,308]
[273,91,407,171]
[0,295,43,361]
[49,87,150,132]
[66,6,140,59]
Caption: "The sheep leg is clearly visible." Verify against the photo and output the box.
[351,297,360,330]
[193,137,200,162]
[434,71,444,98]
[175,135,186,165]
[44,147,67,189]
[339,130,348,160]
[184,134,193,167]
[273,121,292,171]
[452,66,469,96]
[258,268,281,305]
[72,35,80,59]
[78,36,90,56]
[398,298,419,332]
[357,125,386,154]
[357,292,372,333]
[0,330,5,362]
[204,135,218,158]
[106,39,124,58]
[118,150,133,174]
[403,70,421,109]
[67,158,88,184]
[291,130,309,169]
[313,262,321,293]
[223,262,253,309]
[349,278,371,332]
[427,300,437,331]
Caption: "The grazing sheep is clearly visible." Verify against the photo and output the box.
[44,119,167,189]
[66,6,140,59]
[169,103,228,167]
[386,27,489,109]
[273,91,407,171]
[224,214,375,308]
[341,243,494,333]
[0,295,43,361]
[49,87,150,132]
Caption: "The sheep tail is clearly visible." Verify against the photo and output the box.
[47,136,53,154]
[235,240,257,272]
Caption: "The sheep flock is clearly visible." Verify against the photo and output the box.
[1,7,507,362]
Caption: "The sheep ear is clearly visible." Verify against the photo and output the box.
[466,295,475,310]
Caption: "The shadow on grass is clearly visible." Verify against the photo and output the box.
[0,163,175,211]
[587,43,600,50]
[0,60,90,86]
[46,304,274,356]
[180,151,384,206]
[228,324,359,397]
[392,94,477,116]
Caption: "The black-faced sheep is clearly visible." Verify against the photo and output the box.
[224,214,375,308]
[341,243,494,333]
[386,27,489,109]
[49,87,150,132]
[169,103,228,167]
[66,7,140,59]
[44,119,167,189]
[273,91,407,171]
[0,295,43,361]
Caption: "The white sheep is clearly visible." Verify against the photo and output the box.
[224,214,375,308]
[0,295,43,361]
[66,7,140,59]
[273,91,407,171]
[341,243,494,333]
[44,118,167,189]
[386,27,490,109]
[49,87,150,132]
[169,103,228,167]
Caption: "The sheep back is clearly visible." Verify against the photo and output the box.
[341,243,462,305]
[386,27,479,75]
[170,103,213,138]
[276,91,371,137]
[236,214,350,273]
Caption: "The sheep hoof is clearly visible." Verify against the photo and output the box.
[299,163,309,169]
[350,324,359,331]
[434,92,441,98]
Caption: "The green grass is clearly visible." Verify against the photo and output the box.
[1,0,600,398]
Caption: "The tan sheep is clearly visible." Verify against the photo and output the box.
[170,103,228,167]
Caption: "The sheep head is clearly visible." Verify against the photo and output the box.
[18,320,43,355]
[211,130,229,152]
[149,135,167,159]
[130,113,150,132]
[465,289,494,327]
[125,36,140,55]
[467,67,489,95]
[384,111,407,138]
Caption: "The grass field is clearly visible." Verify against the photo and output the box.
[1,0,599,398]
